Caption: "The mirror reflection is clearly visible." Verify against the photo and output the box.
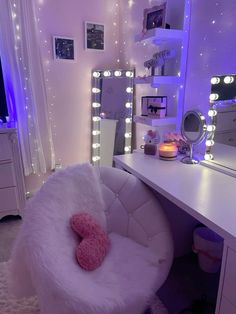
[183,113,201,142]
[91,69,134,166]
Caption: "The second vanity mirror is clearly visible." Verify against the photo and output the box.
[181,110,207,164]
[202,74,236,177]
[91,69,134,166]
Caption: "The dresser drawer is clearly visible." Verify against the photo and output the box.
[0,162,16,188]
[0,187,19,211]
[0,133,12,161]
[216,111,236,132]
[215,131,236,147]
[220,297,236,314]
[222,248,236,307]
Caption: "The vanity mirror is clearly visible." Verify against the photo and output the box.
[91,69,134,166]
[202,74,236,177]
[181,110,207,164]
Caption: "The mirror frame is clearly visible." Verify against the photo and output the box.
[91,69,134,165]
[181,110,207,144]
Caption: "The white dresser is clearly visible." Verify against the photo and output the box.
[0,128,25,219]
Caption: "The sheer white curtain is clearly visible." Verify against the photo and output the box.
[0,0,55,176]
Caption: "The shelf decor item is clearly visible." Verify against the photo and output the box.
[142,96,167,118]
[144,49,176,76]
[85,22,104,50]
[53,36,75,61]
[143,3,167,33]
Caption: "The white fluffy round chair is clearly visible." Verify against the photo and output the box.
[10,164,173,314]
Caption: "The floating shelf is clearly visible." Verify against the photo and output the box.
[134,115,177,126]
[134,76,182,87]
[135,28,185,45]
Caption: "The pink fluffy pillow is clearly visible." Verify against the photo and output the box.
[70,213,110,271]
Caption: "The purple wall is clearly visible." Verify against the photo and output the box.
[184,0,236,117]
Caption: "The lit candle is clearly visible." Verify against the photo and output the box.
[159,142,178,160]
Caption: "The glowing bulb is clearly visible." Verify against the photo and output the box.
[126,87,133,93]
[125,71,134,78]
[204,153,213,161]
[125,118,132,123]
[92,102,101,108]
[209,93,219,101]
[207,125,216,132]
[92,130,100,136]
[211,77,220,85]
[92,87,101,93]
[114,70,122,77]
[125,102,132,108]
[92,143,100,148]
[92,116,101,122]
[93,71,100,78]
[200,115,205,120]
[103,71,111,77]
[124,132,131,138]
[224,76,234,84]
[208,109,217,117]
[206,140,215,146]
[124,146,131,152]
[92,156,101,162]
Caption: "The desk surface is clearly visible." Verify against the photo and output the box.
[114,152,236,246]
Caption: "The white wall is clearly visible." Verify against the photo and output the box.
[26,0,120,192]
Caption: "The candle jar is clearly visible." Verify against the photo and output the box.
[159,142,178,160]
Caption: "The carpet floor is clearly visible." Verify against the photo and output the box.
[0,261,168,314]
[0,262,40,314]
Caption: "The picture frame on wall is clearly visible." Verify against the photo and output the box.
[53,36,76,61]
[143,3,166,33]
[85,22,105,51]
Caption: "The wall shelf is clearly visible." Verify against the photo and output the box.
[134,115,177,127]
[135,28,185,45]
[134,76,182,87]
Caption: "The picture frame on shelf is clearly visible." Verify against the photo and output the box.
[143,3,166,33]
[53,36,76,61]
[85,22,105,51]
[141,96,167,118]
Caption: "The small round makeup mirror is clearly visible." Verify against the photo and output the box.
[181,110,206,164]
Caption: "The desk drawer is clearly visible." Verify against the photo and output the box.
[220,297,236,314]
[215,131,236,147]
[216,111,236,132]
[0,134,12,161]
[222,248,236,307]
[0,187,18,211]
[0,162,16,188]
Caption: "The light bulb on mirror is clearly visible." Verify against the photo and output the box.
[125,71,134,78]
[124,132,131,138]
[208,109,217,117]
[92,102,101,108]
[207,125,216,132]
[92,143,100,148]
[92,156,100,162]
[93,71,100,78]
[125,102,132,108]
[92,87,101,93]
[125,118,132,123]
[124,146,131,152]
[204,153,213,161]
[126,87,133,93]
[206,140,215,146]
[114,70,122,77]
[209,93,219,101]
[92,116,101,122]
[211,77,220,85]
[224,76,234,84]
[103,71,111,77]
[92,130,100,136]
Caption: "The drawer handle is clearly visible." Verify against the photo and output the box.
[228,138,234,142]
[233,118,236,122]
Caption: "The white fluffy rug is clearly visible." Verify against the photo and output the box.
[0,261,168,314]
[0,262,40,314]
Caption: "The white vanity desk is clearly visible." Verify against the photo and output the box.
[114,151,236,314]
